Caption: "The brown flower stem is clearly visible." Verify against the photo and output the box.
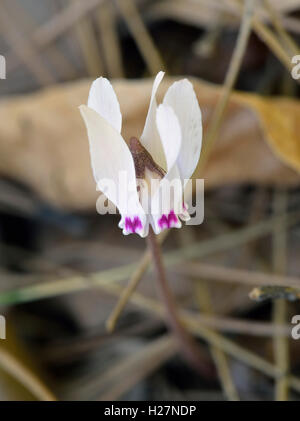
[147,227,211,375]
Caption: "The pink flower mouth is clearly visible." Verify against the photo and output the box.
[125,216,143,233]
[158,210,178,229]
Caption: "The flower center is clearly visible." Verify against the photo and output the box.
[129,137,165,180]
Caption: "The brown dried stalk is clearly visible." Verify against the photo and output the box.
[147,227,211,375]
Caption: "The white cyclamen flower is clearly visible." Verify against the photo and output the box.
[79,71,202,238]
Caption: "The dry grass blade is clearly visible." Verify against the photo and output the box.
[116,0,165,75]
[86,280,300,395]
[1,211,300,306]
[106,252,151,332]
[73,11,104,77]
[0,3,54,85]
[179,229,239,401]
[106,230,169,332]
[165,211,300,265]
[174,262,300,290]
[33,0,104,48]
[263,0,299,56]
[0,347,56,401]
[5,0,77,79]
[252,20,294,72]
[96,334,176,400]
[273,190,289,401]
[199,0,255,172]
[97,0,124,78]
[187,313,290,337]
[195,281,239,400]
[5,0,105,72]
[281,16,300,35]
[229,0,297,77]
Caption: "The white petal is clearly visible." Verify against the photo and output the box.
[150,104,184,234]
[140,71,166,170]
[79,105,147,237]
[156,104,181,172]
[163,79,202,181]
[150,166,183,235]
[88,77,122,133]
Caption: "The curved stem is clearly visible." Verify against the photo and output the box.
[147,227,211,376]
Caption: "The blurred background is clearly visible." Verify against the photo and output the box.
[0,0,300,401]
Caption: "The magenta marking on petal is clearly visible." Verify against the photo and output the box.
[158,210,178,229]
[125,216,143,233]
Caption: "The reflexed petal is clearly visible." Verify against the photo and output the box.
[163,79,202,181]
[141,71,166,170]
[79,105,147,237]
[88,77,122,133]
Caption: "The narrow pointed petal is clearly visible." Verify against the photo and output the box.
[163,79,202,181]
[140,71,166,170]
[80,105,147,237]
[88,77,122,133]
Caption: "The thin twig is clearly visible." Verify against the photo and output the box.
[147,227,212,375]
[106,252,151,332]
[106,230,168,332]
[252,19,293,71]
[0,347,56,401]
[179,228,239,401]
[199,0,255,172]
[263,0,299,56]
[228,0,297,77]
